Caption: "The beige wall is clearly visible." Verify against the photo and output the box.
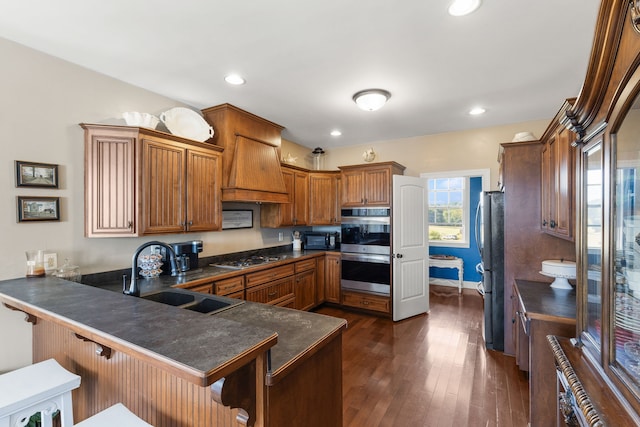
[283,120,550,186]
[0,36,556,372]
[0,38,291,371]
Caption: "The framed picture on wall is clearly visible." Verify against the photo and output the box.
[15,160,59,188]
[17,196,60,222]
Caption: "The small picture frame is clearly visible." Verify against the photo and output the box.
[15,160,59,188]
[222,210,253,230]
[17,196,60,222]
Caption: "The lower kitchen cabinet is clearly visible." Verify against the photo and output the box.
[324,253,341,304]
[186,282,214,294]
[214,276,245,299]
[513,279,576,427]
[341,290,390,314]
[295,269,316,311]
[246,277,295,306]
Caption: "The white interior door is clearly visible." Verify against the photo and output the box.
[392,175,429,321]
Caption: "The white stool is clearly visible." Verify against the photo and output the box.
[0,359,151,427]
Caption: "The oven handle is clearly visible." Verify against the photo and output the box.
[341,252,390,264]
[341,217,390,225]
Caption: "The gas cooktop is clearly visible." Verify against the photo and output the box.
[210,255,284,270]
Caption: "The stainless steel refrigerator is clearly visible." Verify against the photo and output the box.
[477,191,505,351]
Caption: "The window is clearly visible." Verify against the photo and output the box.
[421,169,490,248]
[428,177,468,244]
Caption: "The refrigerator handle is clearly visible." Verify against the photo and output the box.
[474,198,482,257]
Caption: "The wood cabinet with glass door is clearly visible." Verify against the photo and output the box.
[339,162,405,207]
[550,0,640,422]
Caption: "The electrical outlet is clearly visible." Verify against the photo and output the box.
[150,245,160,255]
[278,232,284,242]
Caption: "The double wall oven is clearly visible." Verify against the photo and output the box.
[340,207,391,296]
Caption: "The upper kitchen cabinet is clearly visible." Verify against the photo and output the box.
[308,171,341,225]
[201,104,289,203]
[540,99,577,241]
[82,124,223,237]
[261,164,309,227]
[339,162,405,207]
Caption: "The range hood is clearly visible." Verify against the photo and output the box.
[201,104,288,203]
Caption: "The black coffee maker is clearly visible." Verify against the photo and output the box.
[170,240,203,272]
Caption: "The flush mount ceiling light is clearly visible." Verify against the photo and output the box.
[469,106,486,115]
[224,74,246,85]
[330,130,342,137]
[448,0,482,16]
[353,89,391,111]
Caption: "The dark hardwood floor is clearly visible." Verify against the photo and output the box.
[315,285,529,427]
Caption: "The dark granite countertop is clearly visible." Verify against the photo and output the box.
[0,248,346,387]
[82,249,327,293]
[514,279,576,323]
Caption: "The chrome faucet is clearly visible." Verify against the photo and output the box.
[123,241,182,297]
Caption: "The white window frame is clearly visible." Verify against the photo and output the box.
[421,168,490,248]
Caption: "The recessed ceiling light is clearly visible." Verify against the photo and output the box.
[224,74,246,85]
[330,130,342,137]
[469,107,486,115]
[448,0,482,16]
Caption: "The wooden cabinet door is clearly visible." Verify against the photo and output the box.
[541,128,575,240]
[186,148,222,232]
[553,127,574,238]
[295,269,316,311]
[540,137,553,233]
[363,167,392,206]
[140,137,186,234]
[341,169,365,206]
[292,170,309,225]
[325,253,341,304]
[260,166,308,227]
[309,172,339,225]
[279,168,295,226]
[84,130,137,237]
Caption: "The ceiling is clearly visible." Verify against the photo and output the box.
[0,1,601,149]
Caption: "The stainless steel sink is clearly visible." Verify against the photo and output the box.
[140,290,244,314]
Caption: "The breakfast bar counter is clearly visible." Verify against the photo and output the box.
[0,273,346,427]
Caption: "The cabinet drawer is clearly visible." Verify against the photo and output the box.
[186,283,213,294]
[214,276,245,296]
[295,258,316,273]
[246,277,295,305]
[246,264,295,288]
[341,291,390,313]
[225,290,245,300]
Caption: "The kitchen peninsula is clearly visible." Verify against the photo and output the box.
[0,262,346,427]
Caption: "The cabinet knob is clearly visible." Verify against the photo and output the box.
[550,220,557,228]
[542,220,548,226]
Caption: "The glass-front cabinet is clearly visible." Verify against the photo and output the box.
[567,0,640,422]
[612,99,640,389]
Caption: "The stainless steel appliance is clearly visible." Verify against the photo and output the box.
[304,231,339,250]
[476,191,505,351]
[340,207,391,295]
[210,255,284,270]
[170,240,203,272]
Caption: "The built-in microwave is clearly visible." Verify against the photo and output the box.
[304,232,339,250]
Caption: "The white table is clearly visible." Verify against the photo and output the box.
[429,256,464,293]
